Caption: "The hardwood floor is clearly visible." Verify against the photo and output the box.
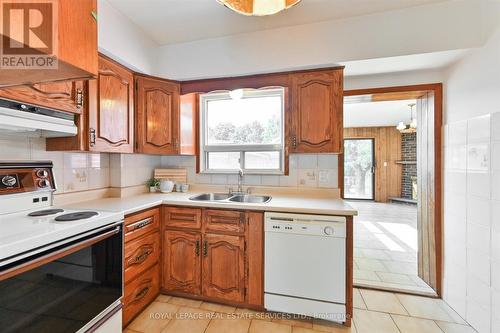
[349,201,435,295]
[124,289,475,333]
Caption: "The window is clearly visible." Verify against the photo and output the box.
[199,87,285,174]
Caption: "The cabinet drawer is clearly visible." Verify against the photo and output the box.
[123,264,160,326]
[204,209,246,233]
[125,231,160,282]
[164,207,202,230]
[125,208,160,243]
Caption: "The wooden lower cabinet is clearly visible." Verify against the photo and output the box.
[163,230,202,295]
[123,264,160,326]
[202,233,246,303]
[124,231,160,283]
[123,208,161,327]
[162,207,263,308]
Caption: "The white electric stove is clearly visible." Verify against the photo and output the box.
[0,161,124,333]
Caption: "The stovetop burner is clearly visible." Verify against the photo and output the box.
[55,211,99,222]
[28,209,64,217]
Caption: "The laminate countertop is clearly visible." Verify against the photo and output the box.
[63,191,358,217]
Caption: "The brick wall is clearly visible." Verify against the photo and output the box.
[401,132,417,199]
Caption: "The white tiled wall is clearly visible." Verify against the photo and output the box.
[109,153,161,188]
[443,112,500,333]
[0,135,339,192]
[160,154,339,189]
[0,136,110,194]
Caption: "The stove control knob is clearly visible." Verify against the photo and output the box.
[2,175,17,187]
[38,179,50,188]
[324,226,334,235]
[36,169,48,178]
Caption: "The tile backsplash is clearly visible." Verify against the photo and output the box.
[0,134,340,195]
[0,136,110,194]
[160,154,339,189]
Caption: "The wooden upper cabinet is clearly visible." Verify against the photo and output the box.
[0,0,98,87]
[135,76,180,155]
[289,69,343,153]
[88,56,134,153]
[163,230,202,295]
[202,233,246,303]
[0,80,84,114]
[180,93,198,155]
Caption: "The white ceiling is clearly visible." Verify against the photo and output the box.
[107,0,448,45]
[342,49,469,77]
[344,99,416,128]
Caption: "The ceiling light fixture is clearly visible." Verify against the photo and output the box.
[217,0,301,16]
[397,103,417,133]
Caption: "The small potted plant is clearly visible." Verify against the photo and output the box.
[146,178,160,193]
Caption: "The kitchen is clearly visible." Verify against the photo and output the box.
[0,1,498,333]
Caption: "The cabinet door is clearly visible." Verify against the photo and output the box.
[0,81,84,114]
[163,230,201,295]
[202,233,245,303]
[0,0,97,87]
[88,56,134,153]
[290,69,343,153]
[135,76,180,154]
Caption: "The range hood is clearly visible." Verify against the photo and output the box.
[0,99,77,137]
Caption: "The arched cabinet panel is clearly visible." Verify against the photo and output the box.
[135,75,180,154]
[290,69,343,153]
[88,55,134,153]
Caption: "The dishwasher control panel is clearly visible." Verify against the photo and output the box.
[264,212,346,238]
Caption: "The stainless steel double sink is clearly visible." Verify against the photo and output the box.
[189,192,272,204]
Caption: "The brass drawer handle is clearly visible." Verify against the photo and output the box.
[134,286,150,302]
[76,88,83,109]
[203,240,208,257]
[89,128,96,147]
[130,217,154,231]
[195,240,200,256]
[128,245,153,266]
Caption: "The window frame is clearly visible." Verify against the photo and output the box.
[199,87,285,175]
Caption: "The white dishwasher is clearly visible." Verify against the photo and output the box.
[264,212,347,323]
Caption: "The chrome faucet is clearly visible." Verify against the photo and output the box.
[237,168,244,194]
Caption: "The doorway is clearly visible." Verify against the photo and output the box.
[342,84,442,297]
[343,138,375,200]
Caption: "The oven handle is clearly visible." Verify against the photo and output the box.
[0,225,121,282]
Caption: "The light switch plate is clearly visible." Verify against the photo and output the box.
[298,169,317,187]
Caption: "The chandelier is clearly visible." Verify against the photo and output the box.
[217,0,302,16]
[396,103,417,133]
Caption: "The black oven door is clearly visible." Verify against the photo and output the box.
[0,222,123,333]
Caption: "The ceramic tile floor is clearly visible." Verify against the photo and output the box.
[124,290,476,333]
[348,201,435,295]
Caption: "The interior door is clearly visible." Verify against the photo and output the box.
[88,56,134,153]
[343,138,375,200]
[416,91,439,293]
